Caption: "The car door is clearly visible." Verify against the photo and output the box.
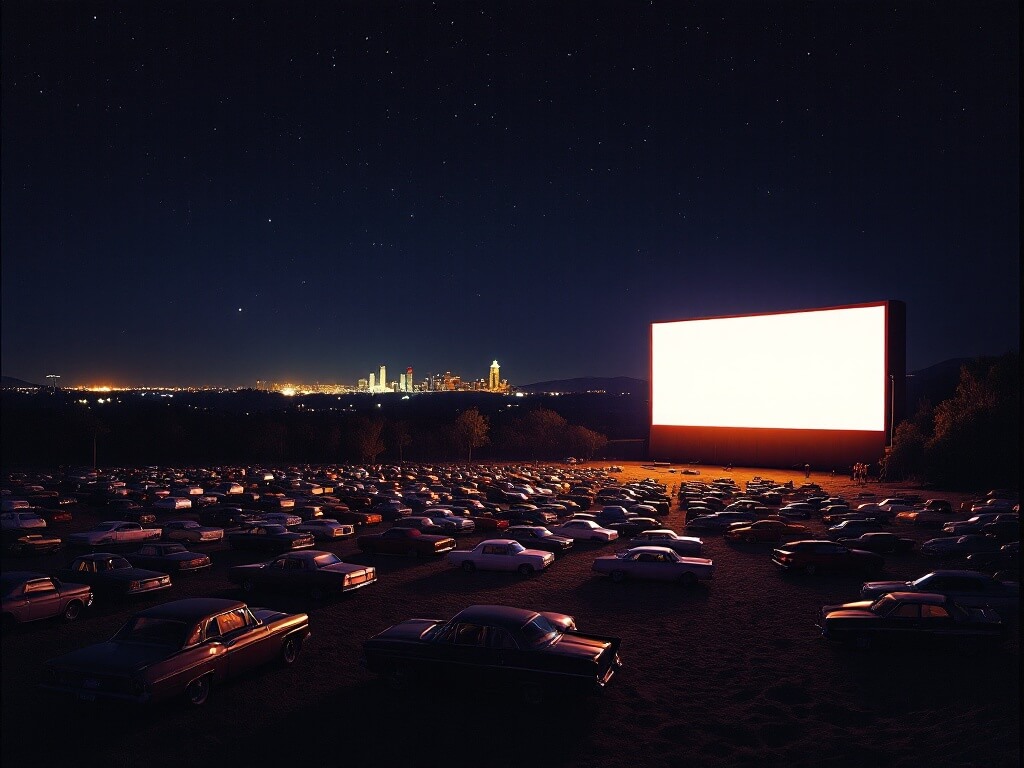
[25,577,63,621]
[212,607,273,676]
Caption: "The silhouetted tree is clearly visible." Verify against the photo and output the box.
[566,424,608,461]
[390,420,413,462]
[352,417,386,463]
[522,408,568,459]
[453,407,489,461]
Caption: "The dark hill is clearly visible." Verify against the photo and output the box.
[517,376,647,395]
[1,376,41,389]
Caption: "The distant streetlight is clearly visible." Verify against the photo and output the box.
[46,374,61,392]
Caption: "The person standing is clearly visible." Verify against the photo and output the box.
[804,463,810,478]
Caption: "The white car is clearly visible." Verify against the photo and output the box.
[549,519,619,542]
[0,511,48,530]
[592,546,715,585]
[627,530,703,556]
[153,497,193,511]
[161,520,225,543]
[294,518,355,539]
[68,521,161,546]
[448,539,554,576]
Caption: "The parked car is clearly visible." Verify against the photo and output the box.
[362,604,622,701]
[2,572,93,628]
[943,514,1015,536]
[1,511,48,531]
[57,553,172,597]
[126,542,212,573]
[419,511,476,535]
[724,519,809,544]
[602,516,661,538]
[357,526,456,557]
[229,550,376,598]
[920,535,1003,559]
[777,503,814,520]
[965,542,1019,574]
[448,539,554,576]
[161,520,225,544]
[860,569,1019,619]
[684,512,756,531]
[2,531,63,556]
[67,521,161,548]
[817,592,1006,649]
[627,529,704,556]
[258,512,302,528]
[549,519,619,542]
[40,597,310,705]
[504,526,574,556]
[825,519,889,539]
[771,540,884,576]
[592,546,714,586]
[198,506,262,528]
[226,524,315,553]
[834,532,915,555]
[293,518,355,540]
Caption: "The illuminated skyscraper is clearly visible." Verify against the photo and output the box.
[489,360,500,391]
[406,366,413,392]
[369,372,376,390]
[379,365,387,390]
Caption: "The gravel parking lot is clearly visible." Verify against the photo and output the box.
[2,462,1018,768]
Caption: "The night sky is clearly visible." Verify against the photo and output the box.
[1,2,1018,388]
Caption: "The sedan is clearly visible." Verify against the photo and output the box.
[548,519,619,542]
[448,540,554,576]
[161,520,225,544]
[1,511,48,530]
[920,535,1003,559]
[57,553,172,597]
[2,572,93,627]
[817,592,1006,649]
[293,518,356,540]
[67,521,162,548]
[835,532,915,555]
[627,529,704,556]
[229,550,376,599]
[725,519,809,544]
[357,526,456,557]
[226,524,315,554]
[592,546,714,586]
[860,569,1019,619]
[825,519,888,539]
[505,526,574,556]
[41,598,310,705]
[3,532,63,556]
[771,540,884,576]
[126,543,212,573]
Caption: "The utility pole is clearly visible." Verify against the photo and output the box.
[46,374,61,392]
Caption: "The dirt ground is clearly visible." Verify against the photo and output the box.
[1,461,1018,768]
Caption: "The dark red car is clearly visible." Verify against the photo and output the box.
[357,526,456,557]
[772,540,883,576]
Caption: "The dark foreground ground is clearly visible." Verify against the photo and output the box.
[1,463,1019,768]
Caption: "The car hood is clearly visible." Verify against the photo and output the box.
[371,619,442,642]
[546,632,614,661]
[46,641,173,675]
[822,601,876,618]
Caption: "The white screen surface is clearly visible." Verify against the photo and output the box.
[652,305,887,431]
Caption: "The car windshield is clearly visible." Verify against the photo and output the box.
[313,553,342,567]
[869,595,898,615]
[94,522,120,531]
[519,614,562,647]
[116,617,191,647]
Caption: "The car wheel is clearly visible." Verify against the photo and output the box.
[518,564,535,577]
[679,572,697,588]
[184,675,212,706]
[610,570,626,583]
[280,635,300,666]
[62,600,84,622]
[461,560,476,572]
[804,564,817,576]
[241,578,256,593]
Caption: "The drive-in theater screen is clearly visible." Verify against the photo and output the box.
[649,301,905,468]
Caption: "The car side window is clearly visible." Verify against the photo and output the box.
[487,627,519,649]
[892,603,920,619]
[216,608,248,636]
[922,605,950,619]
[454,623,485,646]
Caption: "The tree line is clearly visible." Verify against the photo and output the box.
[883,352,1019,490]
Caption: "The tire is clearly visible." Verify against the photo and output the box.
[184,675,212,706]
[62,600,83,622]
[804,564,817,576]
[280,635,300,666]
[679,571,697,587]
[610,570,626,583]
[461,560,476,573]
[518,564,535,577]
[241,578,256,593]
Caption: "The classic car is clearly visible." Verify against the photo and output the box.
[356,526,456,557]
[67,521,162,548]
[293,518,355,539]
[57,553,172,596]
[420,510,475,534]
[465,513,510,532]
[834,532,915,555]
[505,525,574,555]
[229,550,376,598]
[724,519,809,544]
[2,531,63,556]
[817,592,1006,649]
[920,535,1003,559]
[685,511,757,531]
[161,520,225,544]
[126,543,212,573]
[2,571,93,627]
[1,511,48,530]
[257,512,302,527]
[362,603,622,701]
[601,516,662,538]
[226,524,315,553]
[626,529,703,555]
[198,506,263,528]
[860,569,1019,618]
[965,541,1019,574]
[448,539,554,576]
[592,546,714,586]
[548,519,619,542]
[40,597,310,705]
[942,514,1015,536]
[771,540,884,576]
[777,503,814,520]
[325,507,384,527]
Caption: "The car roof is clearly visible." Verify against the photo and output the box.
[625,546,677,555]
[1,571,48,586]
[886,592,949,604]
[451,604,540,630]
[478,539,517,546]
[134,598,247,621]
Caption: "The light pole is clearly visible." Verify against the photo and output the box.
[46,374,61,392]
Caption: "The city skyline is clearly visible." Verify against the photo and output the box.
[1,3,1018,389]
